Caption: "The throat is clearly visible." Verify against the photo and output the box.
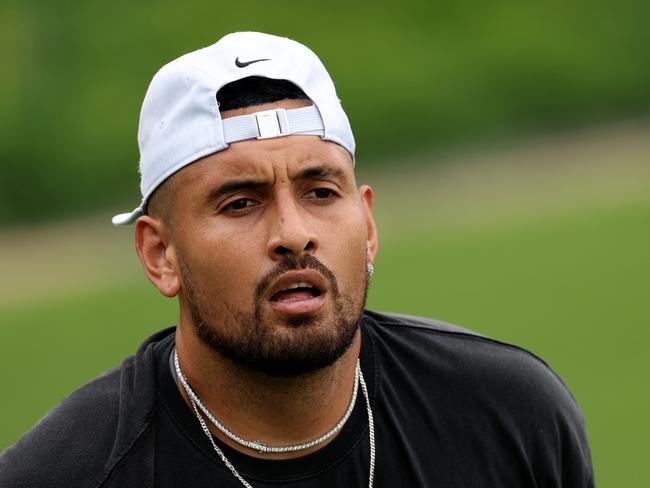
[173,344,361,459]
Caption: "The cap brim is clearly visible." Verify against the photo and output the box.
[112,206,144,226]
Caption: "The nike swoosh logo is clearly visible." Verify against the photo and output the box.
[235,57,271,68]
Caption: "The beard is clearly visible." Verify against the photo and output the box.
[179,254,368,378]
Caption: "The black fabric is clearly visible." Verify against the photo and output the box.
[0,311,594,487]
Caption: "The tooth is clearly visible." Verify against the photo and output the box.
[285,282,311,290]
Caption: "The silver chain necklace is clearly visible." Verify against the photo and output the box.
[173,348,375,488]
[173,349,359,454]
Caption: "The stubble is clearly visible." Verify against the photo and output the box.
[179,254,368,377]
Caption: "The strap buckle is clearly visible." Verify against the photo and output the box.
[255,108,290,139]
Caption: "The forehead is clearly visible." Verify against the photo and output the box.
[173,134,355,190]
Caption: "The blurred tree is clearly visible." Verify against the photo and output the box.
[1,0,649,224]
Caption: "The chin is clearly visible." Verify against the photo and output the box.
[194,303,362,378]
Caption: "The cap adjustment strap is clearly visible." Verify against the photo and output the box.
[222,105,325,144]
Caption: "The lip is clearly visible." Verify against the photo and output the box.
[266,269,328,316]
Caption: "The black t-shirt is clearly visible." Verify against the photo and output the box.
[152,311,594,487]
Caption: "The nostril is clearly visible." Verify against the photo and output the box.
[304,240,316,252]
[270,235,318,259]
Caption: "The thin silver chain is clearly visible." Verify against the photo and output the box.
[359,368,375,487]
[173,349,359,454]
[174,349,375,487]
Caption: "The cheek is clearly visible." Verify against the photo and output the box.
[177,232,263,299]
[322,213,369,287]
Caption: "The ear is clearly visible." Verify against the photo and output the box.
[358,185,378,262]
[134,216,181,297]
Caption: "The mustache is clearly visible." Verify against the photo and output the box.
[254,254,339,300]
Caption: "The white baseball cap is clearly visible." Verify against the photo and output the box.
[112,31,355,226]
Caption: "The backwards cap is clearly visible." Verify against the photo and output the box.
[112,32,355,225]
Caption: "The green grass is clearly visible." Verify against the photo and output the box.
[0,285,176,443]
[369,201,650,487]
[3,0,650,223]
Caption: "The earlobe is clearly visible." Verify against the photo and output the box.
[134,216,181,297]
[358,185,378,261]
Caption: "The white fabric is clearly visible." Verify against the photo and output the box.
[112,32,355,226]
[222,105,325,143]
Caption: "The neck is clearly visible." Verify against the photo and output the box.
[174,324,361,459]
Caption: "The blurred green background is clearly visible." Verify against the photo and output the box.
[1,1,649,486]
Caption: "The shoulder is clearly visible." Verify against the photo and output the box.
[362,310,588,435]
[364,309,484,337]
[0,365,127,487]
[364,309,553,377]
[362,310,593,483]
[363,310,575,405]
[0,328,173,488]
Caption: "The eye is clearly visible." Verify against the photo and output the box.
[222,198,259,213]
[304,188,339,200]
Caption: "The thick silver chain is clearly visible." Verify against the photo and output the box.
[173,349,359,454]
[174,349,375,487]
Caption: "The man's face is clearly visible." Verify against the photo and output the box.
[159,100,377,377]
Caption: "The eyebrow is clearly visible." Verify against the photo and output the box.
[205,164,348,204]
[291,165,347,182]
[206,179,267,204]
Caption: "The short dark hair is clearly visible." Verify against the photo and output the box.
[217,76,310,112]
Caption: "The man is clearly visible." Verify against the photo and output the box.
[0,32,593,487]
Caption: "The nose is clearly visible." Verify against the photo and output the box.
[266,193,319,260]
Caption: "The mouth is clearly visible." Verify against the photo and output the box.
[267,270,327,315]
[270,282,322,302]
